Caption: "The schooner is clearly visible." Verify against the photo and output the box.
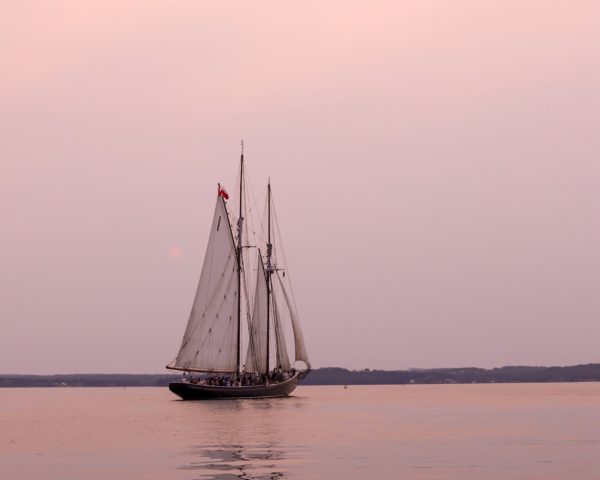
[167,149,310,399]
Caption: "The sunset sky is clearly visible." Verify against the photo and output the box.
[2,1,599,374]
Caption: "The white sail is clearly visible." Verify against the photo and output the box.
[169,196,239,372]
[271,290,291,371]
[276,271,311,369]
[244,254,268,373]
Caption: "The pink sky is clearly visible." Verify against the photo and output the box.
[2,1,600,373]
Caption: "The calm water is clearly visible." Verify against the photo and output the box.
[1,384,600,479]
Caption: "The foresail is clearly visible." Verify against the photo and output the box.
[276,272,311,369]
[244,254,268,374]
[170,196,238,372]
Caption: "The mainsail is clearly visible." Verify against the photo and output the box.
[169,196,239,372]
[244,254,268,373]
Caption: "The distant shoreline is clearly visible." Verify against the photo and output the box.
[2,363,600,387]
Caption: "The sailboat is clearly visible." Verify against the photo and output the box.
[166,150,311,400]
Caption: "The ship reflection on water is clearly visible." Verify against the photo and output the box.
[180,443,302,479]
[175,394,308,479]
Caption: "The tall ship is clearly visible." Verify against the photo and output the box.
[167,149,311,400]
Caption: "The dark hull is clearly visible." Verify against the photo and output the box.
[169,371,307,400]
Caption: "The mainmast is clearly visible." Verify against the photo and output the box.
[265,181,272,375]
[236,142,244,374]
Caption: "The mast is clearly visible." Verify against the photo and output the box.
[236,142,244,374]
[266,181,272,375]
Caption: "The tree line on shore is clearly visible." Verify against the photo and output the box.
[2,364,600,387]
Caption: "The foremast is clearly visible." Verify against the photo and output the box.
[265,181,273,376]
[236,143,244,375]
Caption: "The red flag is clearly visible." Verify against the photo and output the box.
[217,183,229,200]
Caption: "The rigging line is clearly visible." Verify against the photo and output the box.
[242,161,262,216]
[253,193,270,256]
[251,194,269,251]
[238,156,260,238]
[270,196,301,316]
[242,180,267,258]
[239,165,261,265]
[245,189,266,226]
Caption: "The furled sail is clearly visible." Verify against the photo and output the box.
[276,272,311,369]
[244,254,268,374]
[169,196,239,372]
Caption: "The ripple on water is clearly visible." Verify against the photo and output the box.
[180,443,305,479]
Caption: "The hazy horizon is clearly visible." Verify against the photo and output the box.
[2,1,600,374]
[4,361,600,377]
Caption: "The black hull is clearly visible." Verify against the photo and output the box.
[169,372,307,400]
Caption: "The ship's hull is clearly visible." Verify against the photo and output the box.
[169,371,307,400]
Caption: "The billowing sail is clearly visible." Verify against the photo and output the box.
[244,254,268,373]
[169,196,239,372]
[272,290,291,371]
[276,272,311,369]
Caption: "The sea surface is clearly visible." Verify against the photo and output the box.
[1,383,599,479]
